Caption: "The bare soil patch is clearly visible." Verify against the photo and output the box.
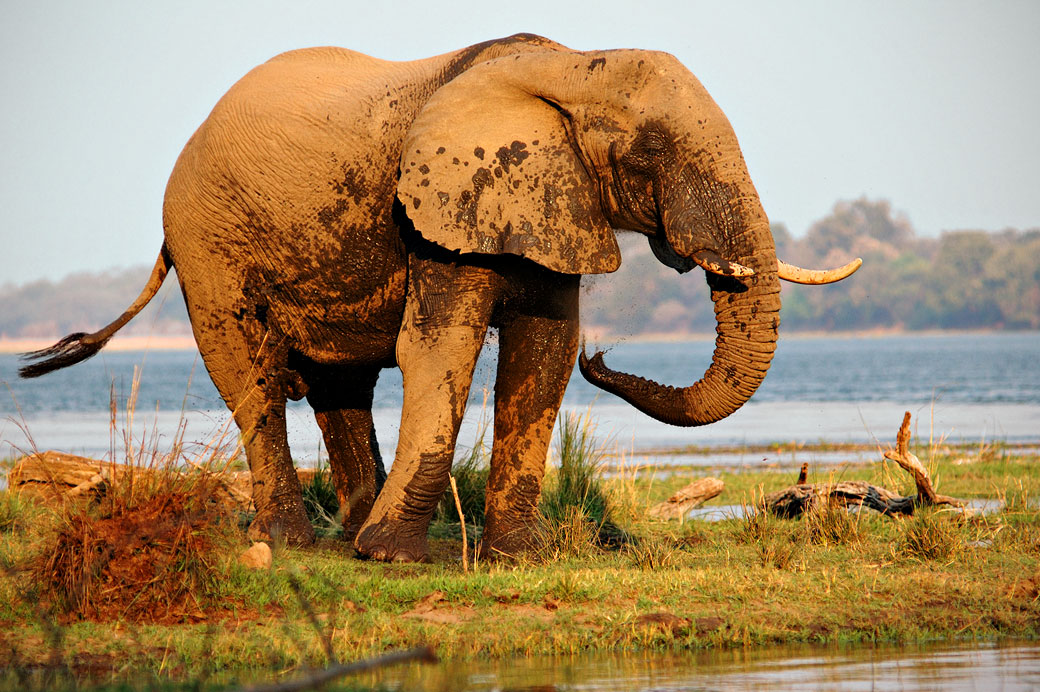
[34,492,229,624]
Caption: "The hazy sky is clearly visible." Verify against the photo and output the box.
[2,1,1038,285]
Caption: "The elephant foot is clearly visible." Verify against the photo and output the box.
[354,518,430,563]
[480,516,543,560]
[248,506,315,547]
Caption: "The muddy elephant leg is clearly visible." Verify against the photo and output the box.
[355,258,496,562]
[200,336,314,546]
[481,277,580,559]
[304,366,386,543]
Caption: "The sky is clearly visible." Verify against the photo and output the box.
[1,0,1038,286]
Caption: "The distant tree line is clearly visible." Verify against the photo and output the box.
[2,198,1037,339]
[583,197,1040,335]
[0,268,189,339]
[772,199,1040,331]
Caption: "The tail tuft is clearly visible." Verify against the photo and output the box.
[18,333,106,378]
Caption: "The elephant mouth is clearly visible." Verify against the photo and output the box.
[653,232,862,287]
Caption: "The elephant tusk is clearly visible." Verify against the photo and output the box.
[691,249,755,277]
[776,257,863,285]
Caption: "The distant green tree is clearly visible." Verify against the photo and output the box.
[804,198,914,263]
[928,231,1003,328]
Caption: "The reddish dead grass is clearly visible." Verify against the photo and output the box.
[33,491,231,623]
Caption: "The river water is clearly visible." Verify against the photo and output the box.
[1,332,1037,464]
[362,641,1040,691]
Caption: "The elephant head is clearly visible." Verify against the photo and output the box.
[397,48,857,427]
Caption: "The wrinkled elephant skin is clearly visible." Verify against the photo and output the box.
[20,34,857,561]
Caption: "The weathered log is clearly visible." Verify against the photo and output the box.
[6,450,320,511]
[762,412,961,518]
[648,477,724,520]
[763,480,918,518]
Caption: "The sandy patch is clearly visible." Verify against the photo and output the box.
[0,335,197,354]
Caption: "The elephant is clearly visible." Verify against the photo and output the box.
[21,34,859,561]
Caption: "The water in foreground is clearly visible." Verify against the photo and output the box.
[363,641,1040,691]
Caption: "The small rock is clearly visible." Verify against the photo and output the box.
[239,541,273,570]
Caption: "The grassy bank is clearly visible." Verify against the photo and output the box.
[0,420,1038,690]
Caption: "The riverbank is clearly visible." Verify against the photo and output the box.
[1,440,1037,689]
[0,335,198,354]
[2,328,1033,353]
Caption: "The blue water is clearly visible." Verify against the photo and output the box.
[367,641,1040,691]
[1,332,1037,463]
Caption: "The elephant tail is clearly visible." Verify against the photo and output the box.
[19,246,174,378]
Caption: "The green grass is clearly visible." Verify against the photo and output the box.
[302,462,342,538]
[539,412,630,553]
[0,492,28,534]
[1,421,1038,689]
[624,448,1040,511]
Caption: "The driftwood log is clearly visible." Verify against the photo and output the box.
[6,450,320,511]
[762,412,961,518]
[648,477,724,520]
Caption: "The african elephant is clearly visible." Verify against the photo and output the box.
[21,34,859,561]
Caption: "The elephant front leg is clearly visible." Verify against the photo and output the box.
[355,260,495,562]
[482,280,580,559]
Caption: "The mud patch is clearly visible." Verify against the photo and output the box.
[34,492,230,623]
[403,590,477,625]
[633,611,691,634]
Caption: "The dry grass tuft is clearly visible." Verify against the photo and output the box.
[535,505,599,562]
[33,484,233,622]
[898,508,959,561]
[627,536,679,571]
[803,500,864,546]
[757,537,800,570]
[24,367,245,623]
[737,490,782,544]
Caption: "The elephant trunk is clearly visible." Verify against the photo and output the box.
[579,193,781,427]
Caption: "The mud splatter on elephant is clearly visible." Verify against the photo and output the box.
[21,34,859,561]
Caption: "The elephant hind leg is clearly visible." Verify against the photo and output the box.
[301,363,387,543]
[194,325,314,546]
[481,276,580,559]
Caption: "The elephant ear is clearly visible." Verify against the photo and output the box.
[397,58,620,275]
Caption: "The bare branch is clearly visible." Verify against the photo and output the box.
[448,474,468,572]
[236,647,438,692]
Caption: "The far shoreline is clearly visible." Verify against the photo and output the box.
[0,335,198,354]
[0,328,1034,354]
